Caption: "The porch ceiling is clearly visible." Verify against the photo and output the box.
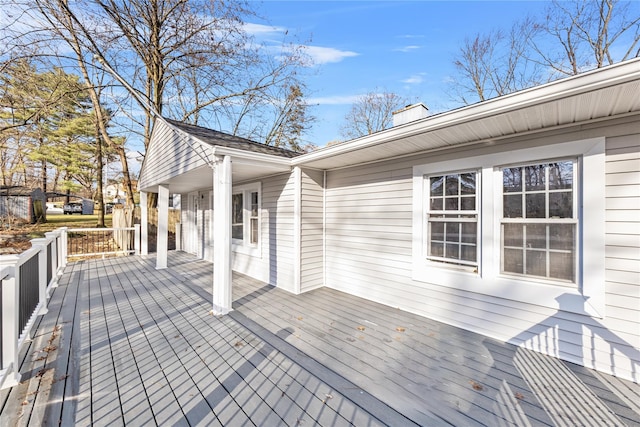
[143,158,291,194]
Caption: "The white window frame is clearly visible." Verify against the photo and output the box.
[412,137,605,317]
[232,193,244,240]
[231,182,262,257]
[498,159,579,285]
[424,170,480,271]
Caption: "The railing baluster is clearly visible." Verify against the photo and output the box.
[1,225,139,388]
[64,227,137,259]
[47,242,53,286]
[18,255,39,335]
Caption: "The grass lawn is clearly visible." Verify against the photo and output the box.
[44,213,113,232]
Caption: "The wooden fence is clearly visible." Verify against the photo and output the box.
[113,207,180,252]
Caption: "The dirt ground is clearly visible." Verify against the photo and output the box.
[0,229,33,255]
[0,214,113,255]
[0,214,174,256]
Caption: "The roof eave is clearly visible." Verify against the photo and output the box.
[293,58,640,168]
[210,145,293,167]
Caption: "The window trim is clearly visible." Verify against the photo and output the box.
[231,182,262,257]
[423,169,480,271]
[497,158,580,285]
[412,137,605,317]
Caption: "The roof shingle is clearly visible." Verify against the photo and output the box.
[164,118,303,159]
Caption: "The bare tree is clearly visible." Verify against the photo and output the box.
[59,0,311,151]
[450,18,543,105]
[450,0,639,105]
[2,0,312,213]
[340,90,410,140]
[531,0,640,76]
[29,0,137,207]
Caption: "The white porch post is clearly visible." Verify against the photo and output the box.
[29,238,49,315]
[140,191,149,256]
[212,155,232,315]
[0,261,21,389]
[156,185,169,269]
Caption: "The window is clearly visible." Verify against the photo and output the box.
[412,137,605,316]
[232,193,243,240]
[231,184,261,250]
[426,171,479,267]
[249,191,259,244]
[500,160,577,283]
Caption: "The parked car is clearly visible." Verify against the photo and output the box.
[63,202,83,214]
[46,203,64,215]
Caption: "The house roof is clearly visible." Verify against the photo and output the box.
[139,58,640,193]
[294,58,640,170]
[163,118,303,159]
[0,186,41,197]
[138,118,297,193]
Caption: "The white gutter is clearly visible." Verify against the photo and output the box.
[292,58,640,167]
[209,145,293,167]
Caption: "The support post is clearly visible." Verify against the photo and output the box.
[0,258,21,388]
[212,155,232,315]
[60,227,68,267]
[140,191,149,256]
[54,229,63,272]
[44,232,58,279]
[134,224,141,255]
[293,166,301,294]
[156,185,170,269]
[175,224,182,251]
[30,238,49,315]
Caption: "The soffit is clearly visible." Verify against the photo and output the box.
[295,60,640,170]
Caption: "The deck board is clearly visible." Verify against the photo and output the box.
[1,252,639,426]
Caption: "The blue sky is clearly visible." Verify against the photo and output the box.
[249,1,551,146]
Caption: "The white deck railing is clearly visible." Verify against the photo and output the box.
[66,226,140,259]
[0,226,140,389]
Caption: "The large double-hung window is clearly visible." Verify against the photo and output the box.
[412,137,605,315]
[500,160,577,283]
[426,171,479,268]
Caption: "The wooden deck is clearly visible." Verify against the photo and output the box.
[1,252,639,426]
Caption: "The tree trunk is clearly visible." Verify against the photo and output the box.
[116,146,135,207]
[95,119,105,227]
[40,153,47,194]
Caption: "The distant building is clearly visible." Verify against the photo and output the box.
[0,186,46,223]
[104,182,129,204]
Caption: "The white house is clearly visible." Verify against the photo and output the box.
[138,58,640,383]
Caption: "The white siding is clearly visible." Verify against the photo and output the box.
[199,190,211,261]
[182,192,197,255]
[604,134,640,378]
[139,119,209,190]
[177,174,297,290]
[261,173,296,291]
[324,122,640,382]
[179,193,188,253]
[300,169,324,292]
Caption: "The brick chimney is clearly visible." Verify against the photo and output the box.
[392,103,429,127]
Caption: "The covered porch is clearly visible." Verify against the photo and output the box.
[1,252,639,426]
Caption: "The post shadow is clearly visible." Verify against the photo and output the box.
[478,292,640,425]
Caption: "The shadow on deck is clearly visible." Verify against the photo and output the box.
[1,252,639,426]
